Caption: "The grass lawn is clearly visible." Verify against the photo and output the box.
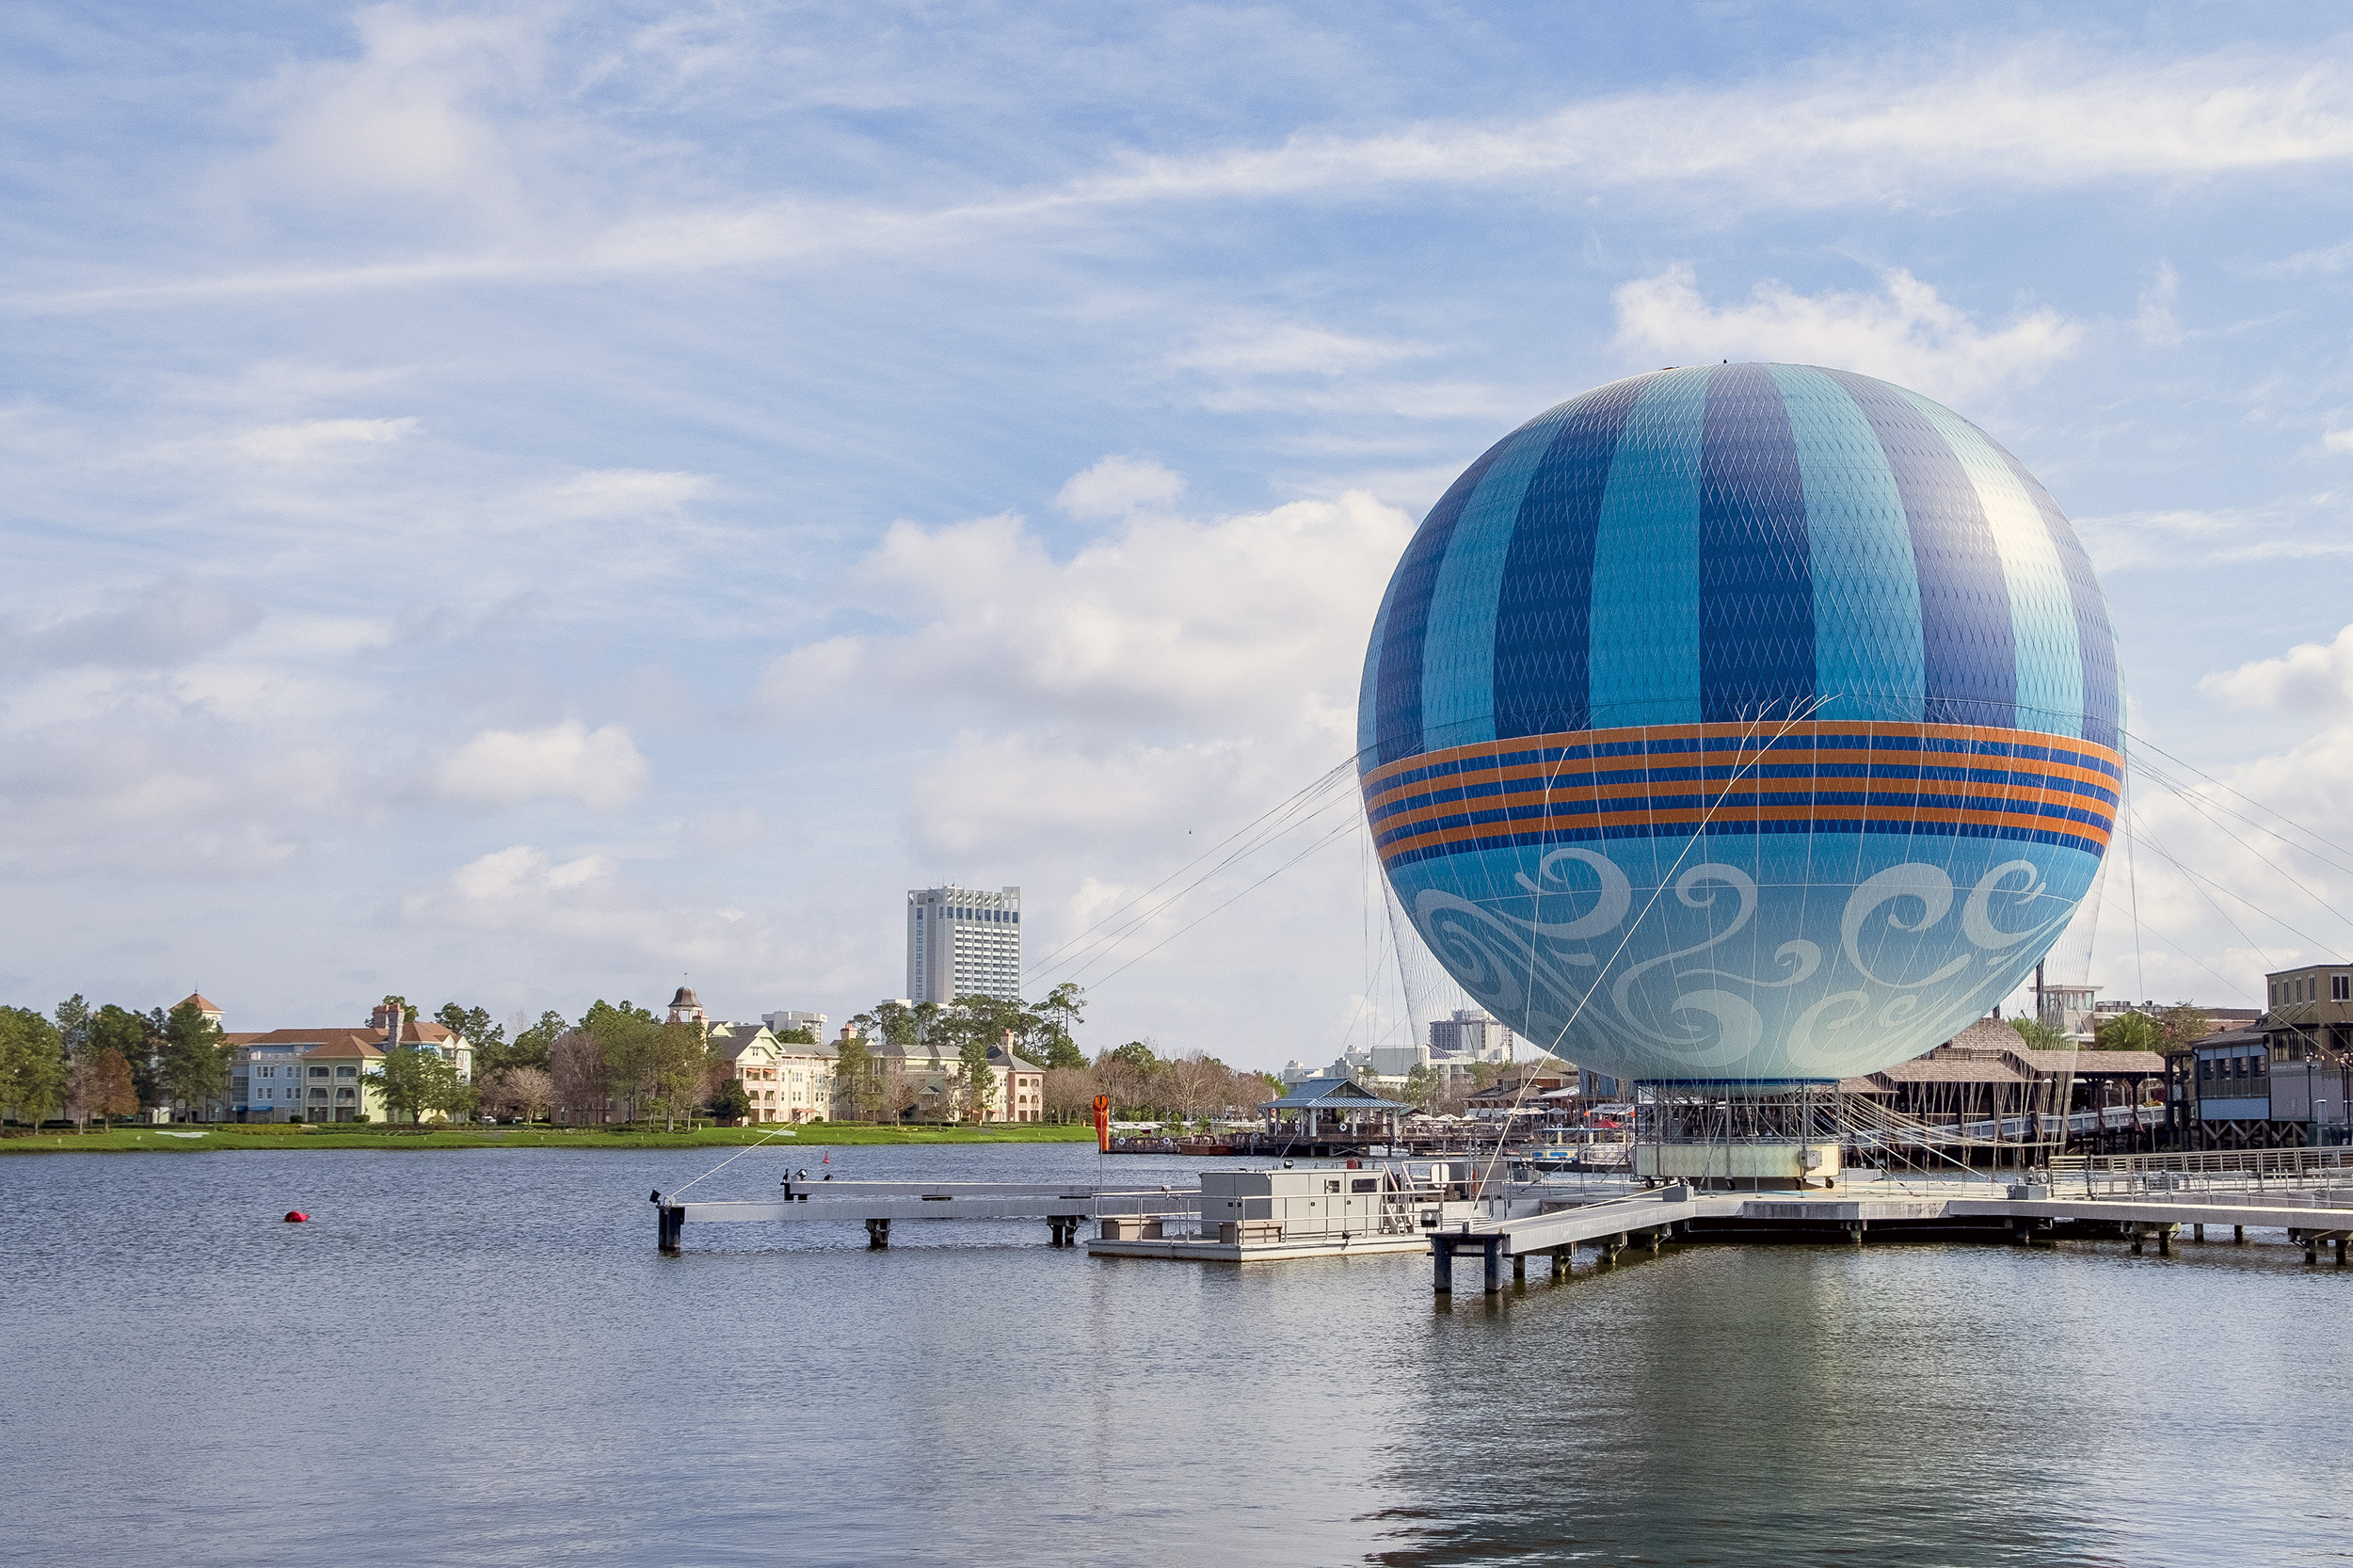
[0,1121,1099,1154]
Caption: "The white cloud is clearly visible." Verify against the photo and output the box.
[757,478,1410,733]
[2075,502,2353,573]
[2201,622,2353,714]
[412,843,806,977]
[449,843,618,902]
[543,469,711,518]
[245,5,546,218]
[1055,456,1185,520]
[1170,323,1418,377]
[2323,427,2353,454]
[906,733,1258,860]
[1611,264,2083,400]
[2136,262,2184,346]
[1069,52,2353,209]
[232,416,419,462]
[55,44,2353,307]
[436,721,649,808]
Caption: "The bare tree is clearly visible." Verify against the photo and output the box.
[66,1048,137,1131]
[550,1031,607,1124]
[1041,1065,1097,1124]
[481,1065,555,1123]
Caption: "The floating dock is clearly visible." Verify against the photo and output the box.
[648,1164,2353,1289]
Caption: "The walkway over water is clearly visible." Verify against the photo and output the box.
[1428,1178,2353,1294]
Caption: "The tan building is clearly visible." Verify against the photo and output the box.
[871,1032,1045,1123]
[987,1043,1045,1124]
[227,1002,472,1123]
[709,1021,835,1124]
[2267,964,2353,1044]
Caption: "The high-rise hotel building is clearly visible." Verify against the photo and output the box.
[906,885,1022,1003]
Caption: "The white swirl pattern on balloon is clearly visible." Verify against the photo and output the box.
[1397,841,2096,1082]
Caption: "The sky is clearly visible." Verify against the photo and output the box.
[6,2,2353,1067]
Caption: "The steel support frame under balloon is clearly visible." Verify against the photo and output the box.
[1634,1080,1841,1189]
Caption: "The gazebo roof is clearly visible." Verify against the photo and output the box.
[1258,1076,1411,1112]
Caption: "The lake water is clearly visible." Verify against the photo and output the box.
[4,1143,2348,1566]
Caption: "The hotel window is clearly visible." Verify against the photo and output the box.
[2336,975,2350,1002]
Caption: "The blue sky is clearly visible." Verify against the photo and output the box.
[6,2,2353,1063]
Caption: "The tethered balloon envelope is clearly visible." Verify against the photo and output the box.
[1358,364,2121,1084]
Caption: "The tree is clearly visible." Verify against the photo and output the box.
[550,1031,608,1123]
[648,1023,712,1132]
[774,1026,816,1045]
[709,1078,753,1123]
[958,1035,996,1122]
[86,1005,155,1106]
[583,1000,663,1123]
[67,1049,137,1130]
[1041,1065,1097,1124]
[500,1011,567,1073]
[2009,1016,2071,1051]
[435,1003,505,1071]
[367,1044,464,1125]
[1097,1041,1167,1119]
[2094,1011,2161,1052]
[2156,1003,2213,1052]
[833,1032,879,1122]
[158,1000,230,1120]
[1036,983,1088,1069]
[480,1065,554,1123]
[55,995,92,1059]
[1401,1063,1440,1111]
[0,1006,69,1128]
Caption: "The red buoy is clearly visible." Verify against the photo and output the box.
[283,1210,308,1224]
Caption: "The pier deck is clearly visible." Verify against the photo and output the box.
[1417,1182,2353,1292]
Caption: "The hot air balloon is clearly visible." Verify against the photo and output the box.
[1358,364,2121,1087]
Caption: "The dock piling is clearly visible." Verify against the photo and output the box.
[1433,1240,1453,1295]
[1551,1244,1572,1282]
[1512,1254,1526,1287]
[1483,1237,1504,1295]
[657,1204,683,1255]
[865,1218,890,1251]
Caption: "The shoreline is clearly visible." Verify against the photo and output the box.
[0,1123,1100,1154]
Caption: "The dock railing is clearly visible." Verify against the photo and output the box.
[2047,1146,2353,1198]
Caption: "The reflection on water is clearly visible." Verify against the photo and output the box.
[3,1144,2346,1567]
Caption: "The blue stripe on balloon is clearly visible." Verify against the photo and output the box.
[1356,572,1396,763]
[1989,438,2122,752]
[1697,364,1813,722]
[1818,370,2015,728]
[1490,375,1649,739]
[1588,368,1708,727]
[1768,365,1924,723]
[1417,414,1568,752]
[1369,438,1511,764]
[1901,392,2084,739]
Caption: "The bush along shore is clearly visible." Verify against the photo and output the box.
[0,1120,1100,1153]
